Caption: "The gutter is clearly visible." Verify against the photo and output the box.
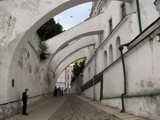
[136,0,142,33]
[119,43,130,112]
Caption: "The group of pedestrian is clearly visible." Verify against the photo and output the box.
[54,86,64,96]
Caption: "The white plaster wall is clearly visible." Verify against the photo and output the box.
[95,82,101,101]
[100,31,160,119]
[103,60,124,97]
[96,14,139,74]
[83,58,95,85]
[96,49,103,74]
[82,82,100,101]
[125,96,160,120]
[81,83,100,101]
[101,1,138,40]
[0,38,20,104]
[101,99,122,110]
[81,1,160,119]
[82,86,94,99]
[126,35,160,95]
[85,46,95,63]
[6,34,52,103]
[139,0,159,31]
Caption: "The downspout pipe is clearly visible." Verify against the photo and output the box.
[136,0,142,33]
[119,43,130,113]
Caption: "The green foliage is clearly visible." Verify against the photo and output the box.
[71,59,85,83]
[37,18,63,41]
[39,42,50,60]
[37,18,63,60]
[39,42,48,52]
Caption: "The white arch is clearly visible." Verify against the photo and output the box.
[50,36,96,72]
[0,0,96,49]
[0,0,96,103]
[1,0,129,50]
[116,36,121,59]
[8,10,104,84]
[109,44,113,64]
[6,0,103,91]
[46,13,104,56]
[54,48,88,81]
[104,50,108,68]
[0,0,131,103]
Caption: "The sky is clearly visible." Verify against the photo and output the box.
[54,2,92,30]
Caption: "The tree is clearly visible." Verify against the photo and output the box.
[37,18,63,41]
[71,59,85,83]
[37,18,63,60]
[39,42,50,60]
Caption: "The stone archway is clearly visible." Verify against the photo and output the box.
[53,48,88,82]
[50,36,96,73]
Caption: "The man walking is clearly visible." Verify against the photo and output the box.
[22,88,29,115]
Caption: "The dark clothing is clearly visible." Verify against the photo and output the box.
[22,92,28,102]
[54,87,58,96]
[22,92,28,114]
[22,101,27,114]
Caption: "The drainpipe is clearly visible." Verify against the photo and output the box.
[119,43,130,112]
[136,0,142,33]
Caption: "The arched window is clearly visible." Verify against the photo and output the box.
[109,44,113,64]
[116,37,121,59]
[88,67,90,80]
[104,50,107,68]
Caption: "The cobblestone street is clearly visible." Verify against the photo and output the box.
[49,95,121,120]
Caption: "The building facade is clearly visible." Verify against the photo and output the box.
[80,0,160,120]
[0,0,160,119]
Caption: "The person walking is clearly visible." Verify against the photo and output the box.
[22,88,29,115]
[54,86,58,96]
[61,87,64,96]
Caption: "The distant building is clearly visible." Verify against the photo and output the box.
[56,66,73,89]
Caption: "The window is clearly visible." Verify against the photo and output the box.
[98,34,103,46]
[109,18,112,33]
[109,44,113,64]
[116,37,121,59]
[88,67,90,79]
[12,79,14,87]
[121,3,126,18]
[104,50,107,68]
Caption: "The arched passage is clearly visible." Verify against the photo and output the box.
[104,50,108,68]
[109,44,113,64]
[53,48,88,82]
[4,1,103,103]
[116,36,121,59]
[50,36,96,72]
[0,0,131,103]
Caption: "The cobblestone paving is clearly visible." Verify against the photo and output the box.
[49,95,121,120]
